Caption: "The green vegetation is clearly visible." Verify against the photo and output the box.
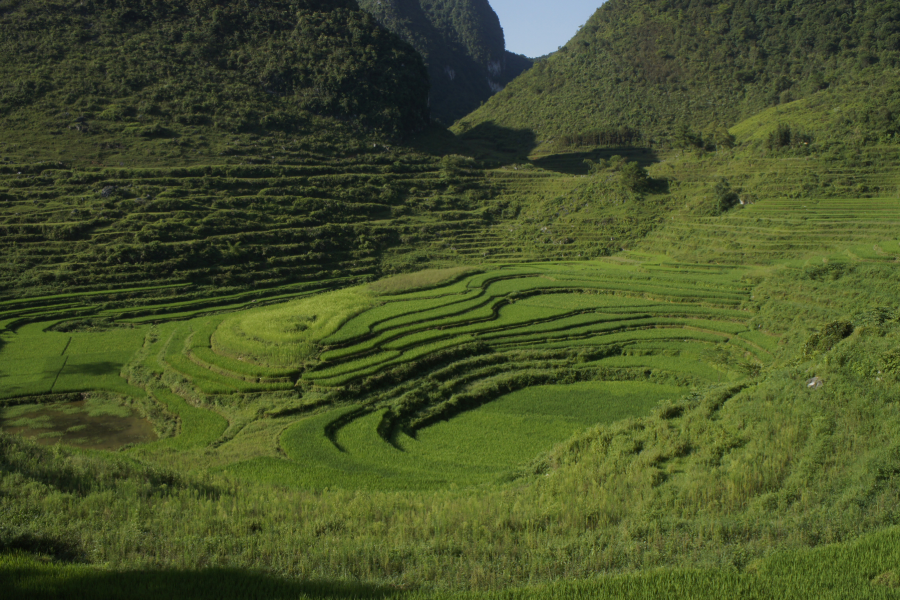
[214,288,376,367]
[5,148,900,592]
[6,523,900,599]
[0,150,519,312]
[0,0,429,139]
[367,265,477,295]
[460,0,900,150]
[4,0,900,597]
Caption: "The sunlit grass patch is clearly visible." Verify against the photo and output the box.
[0,332,71,360]
[321,288,483,349]
[310,335,475,386]
[261,381,686,490]
[161,325,294,395]
[409,380,687,468]
[64,328,147,355]
[594,352,725,381]
[214,287,375,367]
[367,266,478,295]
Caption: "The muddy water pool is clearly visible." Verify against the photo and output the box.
[1,397,157,450]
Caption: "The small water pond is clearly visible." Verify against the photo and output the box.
[0,396,157,450]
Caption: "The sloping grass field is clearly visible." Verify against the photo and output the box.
[3,123,900,597]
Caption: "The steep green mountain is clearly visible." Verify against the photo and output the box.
[0,0,430,139]
[459,0,900,147]
[358,0,532,124]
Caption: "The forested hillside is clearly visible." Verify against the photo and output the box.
[460,0,900,147]
[358,0,532,124]
[0,0,446,305]
[0,0,430,139]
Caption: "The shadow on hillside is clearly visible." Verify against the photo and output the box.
[61,360,122,377]
[406,121,537,162]
[531,147,660,175]
[2,534,84,562]
[407,124,663,176]
[457,122,537,158]
[4,563,406,600]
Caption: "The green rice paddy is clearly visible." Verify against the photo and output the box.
[0,255,764,488]
[3,137,900,597]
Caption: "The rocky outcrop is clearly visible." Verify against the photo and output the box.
[358,0,532,125]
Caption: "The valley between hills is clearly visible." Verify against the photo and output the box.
[2,0,900,598]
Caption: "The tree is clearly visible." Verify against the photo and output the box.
[620,161,650,193]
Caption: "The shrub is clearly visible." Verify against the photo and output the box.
[767,124,813,150]
[804,320,854,357]
[584,155,651,193]
[713,179,740,214]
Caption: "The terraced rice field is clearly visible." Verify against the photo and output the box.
[0,323,147,401]
[0,256,775,487]
[635,147,900,264]
[456,145,900,267]
[0,156,510,330]
[4,140,900,598]
[1,146,898,490]
[640,196,900,264]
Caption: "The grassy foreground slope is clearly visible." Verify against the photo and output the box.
[6,524,900,598]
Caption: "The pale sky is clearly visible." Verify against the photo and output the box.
[490,0,606,59]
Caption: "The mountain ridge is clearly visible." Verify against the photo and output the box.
[358,0,532,124]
